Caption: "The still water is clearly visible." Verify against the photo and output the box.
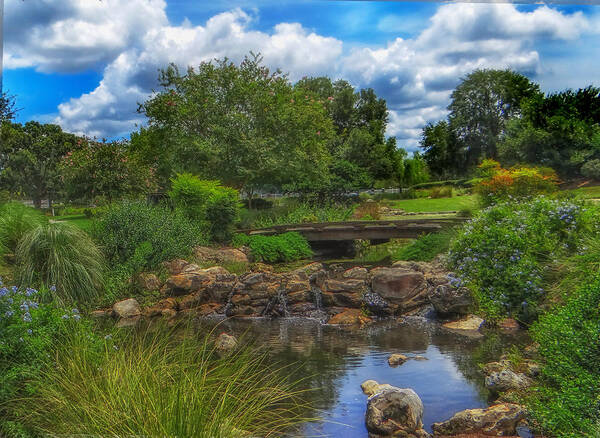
[196,317,527,437]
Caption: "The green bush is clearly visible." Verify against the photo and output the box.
[526,274,600,437]
[168,173,220,220]
[94,201,207,270]
[233,232,312,263]
[0,202,47,258]
[393,229,455,262]
[448,197,597,321]
[205,187,239,242]
[430,186,453,199]
[0,282,91,436]
[16,222,105,305]
[24,324,308,437]
[241,201,352,229]
[581,159,600,180]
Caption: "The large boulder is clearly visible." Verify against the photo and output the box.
[321,278,366,308]
[161,267,235,299]
[112,298,141,318]
[194,246,249,264]
[388,354,408,367]
[365,387,428,437]
[443,315,484,331]
[427,284,472,317]
[137,273,162,291]
[485,370,533,394]
[431,403,526,436]
[370,268,429,314]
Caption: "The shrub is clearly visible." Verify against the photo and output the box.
[16,222,105,305]
[0,202,47,258]
[241,198,273,210]
[205,187,240,242]
[581,158,600,180]
[430,186,453,199]
[393,229,455,262]
[354,200,381,220]
[526,274,600,437]
[233,232,312,263]
[448,197,596,321]
[475,160,559,206]
[168,173,220,220]
[94,201,207,270]
[0,282,89,436]
[24,324,309,437]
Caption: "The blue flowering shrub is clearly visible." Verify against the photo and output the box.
[0,281,93,436]
[447,196,598,321]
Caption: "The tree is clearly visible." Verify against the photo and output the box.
[0,92,18,122]
[139,54,334,202]
[419,120,464,178]
[0,121,76,207]
[448,69,541,166]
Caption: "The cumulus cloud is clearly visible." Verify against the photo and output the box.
[4,1,596,147]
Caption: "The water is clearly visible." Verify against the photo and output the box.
[193,317,527,437]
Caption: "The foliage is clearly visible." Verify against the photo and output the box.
[60,139,156,203]
[93,201,207,271]
[0,121,78,208]
[474,160,559,206]
[0,282,88,436]
[240,201,353,229]
[430,186,453,199]
[393,230,455,262]
[354,201,381,220]
[168,174,220,219]
[233,232,312,263]
[15,222,105,305]
[386,195,477,213]
[526,273,600,437]
[581,159,600,180]
[205,187,240,242]
[23,324,309,438]
[0,202,47,258]
[0,92,18,122]
[448,197,596,321]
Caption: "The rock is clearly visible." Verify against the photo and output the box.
[485,370,532,394]
[431,403,527,436]
[370,268,429,314]
[90,309,109,318]
[115,316,140,328]
[328,308,371,325]
[112,298,141,318]
[137,272,162,291]
[412,355,428,361]
[194,246,249,264]
[428,284,472,317]
[215,333,237,353]
[498,318,520,330]
[443,315,484,331]
[164,258,190,275]
[343,267,368,280]
[365,387,427,437]
[361,380,394,397]
[161,308,177,318]
[388,353,409,367]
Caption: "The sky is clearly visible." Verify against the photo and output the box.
[3,0,600,152]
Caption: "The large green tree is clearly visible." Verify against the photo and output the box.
[0,92,18,122]
[0,121,77,207]
[137,54,334,199]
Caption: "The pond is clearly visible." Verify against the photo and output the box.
[193,317,528,437]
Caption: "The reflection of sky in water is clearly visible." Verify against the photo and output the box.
[302,345,486,436]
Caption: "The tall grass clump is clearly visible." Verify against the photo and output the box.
[0,202,47,258]
[233,232,312,263]
[393,229,455,262]
[16,222,105,304]
[242,201,353,229]
[25,325,310,437]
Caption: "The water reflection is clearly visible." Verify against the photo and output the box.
[192,317,527,437]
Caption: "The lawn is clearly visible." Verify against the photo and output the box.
[385,195,477,212]
[567,185,600,199]
[52,214,94,233]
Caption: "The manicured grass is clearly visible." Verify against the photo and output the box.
[567,185,600,199]
[52,215,94,232]
[386,195,477,212]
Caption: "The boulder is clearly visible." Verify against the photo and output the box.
[361,380,394,397]
[90,309,109,318]
[443,315,484,331]
[112,298,141,318]
[388,353,409,367]
[485,370,532,394]
[343,267,368,280]
[370,268,429,314]
[137,273,162,291]
[328,308,371,325]
[428,284,472,317]
[194,246,249,264]
[215,333,237,353]
[365,387,427,437]
[164,258,190,275]
[432,403,526,436]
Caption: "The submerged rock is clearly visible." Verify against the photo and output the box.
[328,308,371,325]
[365,387,429,437]
[112,298,141,318]
[432,403,526,436]
[443,315,484,331]
[388,353,409,367]
[215,333,237,354]
[361,380,394,397]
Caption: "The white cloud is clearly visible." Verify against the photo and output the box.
[5,1,596,149]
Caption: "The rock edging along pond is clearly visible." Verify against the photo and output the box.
[106,258,476,324]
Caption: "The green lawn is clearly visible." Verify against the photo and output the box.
[386,195,477,212]
[567,185,600,199]
[52,215,94,233]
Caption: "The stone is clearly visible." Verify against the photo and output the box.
[498,318,520,330]
[90,309,109,318]
[194,246,249,264]
[388,353,409,366]
[365,387,426,437]
[370,268,429,314]
[343,267,368,280]
[164,258,190,275]
[431,403,527,436]
[161,308,177,318]
[443,315,484,331]
[412,355,428,361]
[112,298,141,318]
[115,316,140,328]
[361,380,394,397]
[328,308,371,325]
[137,273,162,291]
[485,370,532,394]
[215,333,237,353]
[428,284,472,317]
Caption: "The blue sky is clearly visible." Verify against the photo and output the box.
[4,0,600,150]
